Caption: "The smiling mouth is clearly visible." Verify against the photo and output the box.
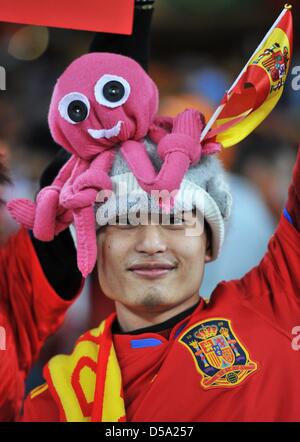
[88,120,123,139]
[130,269,174,279]
[128,262,177,280]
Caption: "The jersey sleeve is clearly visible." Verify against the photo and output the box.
[284,145,300,233]
[233,147,300,324]
[0,227,82,420]
[259,213,300,301]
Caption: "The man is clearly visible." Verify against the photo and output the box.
[20,135,300,422]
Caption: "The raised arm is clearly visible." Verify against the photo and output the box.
[232,146,300,329]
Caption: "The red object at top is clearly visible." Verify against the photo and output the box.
[0,0,134,34]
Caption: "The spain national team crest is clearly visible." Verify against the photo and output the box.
[179,318,258,390]
[252,41,290,93]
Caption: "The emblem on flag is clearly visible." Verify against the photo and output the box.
[253,42,289,91]
[179,318,258,389]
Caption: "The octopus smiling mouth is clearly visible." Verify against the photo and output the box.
[88,120,123,139]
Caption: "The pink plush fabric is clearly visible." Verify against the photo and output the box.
[7,52,221,277]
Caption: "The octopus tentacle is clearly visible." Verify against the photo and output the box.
[7,155,77,239]
[121,140,191,193]
[6,199,36,230]
[121,109,203,194]
[73,206,97,278]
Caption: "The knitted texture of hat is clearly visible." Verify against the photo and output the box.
[96,138,232,260]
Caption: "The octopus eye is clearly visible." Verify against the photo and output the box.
[95,74,130,108]
[67,100,88,122]
[58,92,90,125]
[103,81,125,103]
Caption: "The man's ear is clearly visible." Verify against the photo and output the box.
[204,243,213,263]
[204,222,213,263]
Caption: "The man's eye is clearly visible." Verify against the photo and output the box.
[169,214,185,225]
[114,215,137,229]
[162,214,186,229]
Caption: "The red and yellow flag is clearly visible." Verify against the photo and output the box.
[201,5,293,148]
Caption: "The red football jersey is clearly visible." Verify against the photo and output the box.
[22,148,300,421]
[0,228,78,421]
[22,213,300,421]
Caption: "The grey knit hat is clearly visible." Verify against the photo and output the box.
[95,138,232,261]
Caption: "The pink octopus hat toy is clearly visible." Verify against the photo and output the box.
[8,52,220,277]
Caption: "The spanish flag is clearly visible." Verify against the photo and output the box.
[201,4,293,148]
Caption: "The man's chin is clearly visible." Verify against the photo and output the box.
[132,287,177,311]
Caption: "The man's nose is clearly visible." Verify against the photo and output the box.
[135,225,167,255]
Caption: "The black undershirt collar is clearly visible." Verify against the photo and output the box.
[113,300,200,335]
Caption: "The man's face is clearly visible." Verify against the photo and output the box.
[97,211,212,315]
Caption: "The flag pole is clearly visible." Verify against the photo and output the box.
[200,4,292,142]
